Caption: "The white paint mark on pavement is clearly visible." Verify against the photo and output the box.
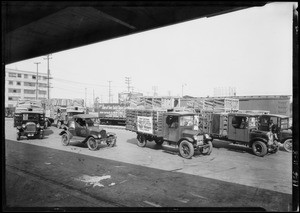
[189,192,208,200]
[45,162,51,165]
[175,198,189,203]
[143,200,161,207]
[75,175,111,188]
[109,183,115,186]
[120,180,128,184]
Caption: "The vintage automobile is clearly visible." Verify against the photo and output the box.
[210,113,279,157]
[258,114,292,152]
[126,109,213,159]
[14,111,45,140]
[59,114,117,150]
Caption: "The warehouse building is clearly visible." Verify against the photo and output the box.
[213,95,292,117]
[5,68,50,107]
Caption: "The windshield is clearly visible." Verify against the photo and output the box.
[280,118,289,129]
[179,115,195,127]
[22,113,39,120]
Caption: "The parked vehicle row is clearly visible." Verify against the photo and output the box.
[12,107,292,159]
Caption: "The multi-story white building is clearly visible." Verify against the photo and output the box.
[5,68,51,107]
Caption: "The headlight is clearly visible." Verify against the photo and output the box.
[204,134,210,139]
[98,134,101,138]
[193,135,198,140]
[37,123,40,128]
[22,124,26,128]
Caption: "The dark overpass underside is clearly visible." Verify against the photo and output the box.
[2,1,268,65]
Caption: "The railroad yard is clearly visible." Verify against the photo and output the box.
[4,117,293,211]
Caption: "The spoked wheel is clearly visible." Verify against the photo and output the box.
[87,137,99,151]
[179,140,194,159]
[199,141,213,155]
[282,138,292,152]
[107,137,116,147]
[61,133,70,146]
[252,141,267,157]
[137,134,147,147]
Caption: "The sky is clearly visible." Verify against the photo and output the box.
[6,2,296,107]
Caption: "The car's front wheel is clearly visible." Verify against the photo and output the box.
[179,140,194,159]
[282,138,292,152]
[199,141,213,155]
[61,133,70,146]
[87,137,99,151]
[106,137,116,147]
[252,141,267,157]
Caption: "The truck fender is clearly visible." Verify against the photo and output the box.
[82,135,97,143]
[177,137,194,146]
[59,130,73,140]
[249,138,268,147]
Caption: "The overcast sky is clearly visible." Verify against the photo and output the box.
[6,2,296,107]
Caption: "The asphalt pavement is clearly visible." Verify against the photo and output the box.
[4,139,293,211]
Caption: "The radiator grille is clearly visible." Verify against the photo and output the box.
[25,123,36,132]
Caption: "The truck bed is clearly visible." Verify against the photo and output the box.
[125,108,166,137]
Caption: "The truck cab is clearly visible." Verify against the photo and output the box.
[163,112,199,142]
[258,114,292,152]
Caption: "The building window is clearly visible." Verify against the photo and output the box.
[8,88,21,93]
[32,75,36,79]
[24,89,36,94]
[17,81,21,86]
[39,90,47,95]
[8,96,20,101]
[8,73,16,77]
[8,81,13,85]
[43,76,47,80]
[24,82,35,87]
[17,74,22,78]
[24,74,28,78]
[39,83,47,88]
[24,97,35,100]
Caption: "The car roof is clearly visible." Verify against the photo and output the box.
[15,111,43,114]
[259,114,289,118]
[73,114,98,119]
[165,111,196,116]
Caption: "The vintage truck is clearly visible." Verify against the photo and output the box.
[14,110,45,140]
[125,108,213,159]
[209,112,280,157]
[257,114,292,152]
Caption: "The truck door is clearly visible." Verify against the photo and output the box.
[164,115,179,142]
[228,115,249,142]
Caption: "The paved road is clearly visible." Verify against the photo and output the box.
[4,118,294,210]
[5,139,292,211]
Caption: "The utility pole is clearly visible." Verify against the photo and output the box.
[43,54,52,99]
[85,88,87,107]
[125,77,131,92]
[108,81,112,103]
[182,83,186,97]
[34,62,41,100]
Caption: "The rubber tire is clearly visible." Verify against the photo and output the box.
[87,137,99,151]
[199,141,213,155]
[137,134,147,147]
[282,138,292,152]
[154,138,164,146]
[179,140,194,159]
[16,132,20,141]
[252,141,268,157]
[61,133,70,146]
[57,121,61,129]
[107,137,116,147]
[39,132,44,139]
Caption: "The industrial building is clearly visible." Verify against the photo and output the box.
[211,95,292,117]
[5,68,51,107]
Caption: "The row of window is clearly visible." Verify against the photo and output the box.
[8,81,48,87]
[7,96,37,101]
[8,88,47,95]
[6,72,48,80]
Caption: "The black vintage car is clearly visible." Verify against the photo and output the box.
[14,111,45,140]
[59,114,117,150]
